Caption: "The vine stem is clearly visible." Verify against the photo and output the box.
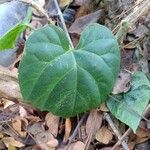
[65,113,88,150]
[104,113,129,150]
[53,0,74,49]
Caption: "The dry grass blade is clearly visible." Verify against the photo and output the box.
[113,0,150,33]
[124,0,150,27]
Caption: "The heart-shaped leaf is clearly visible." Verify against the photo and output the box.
[19,23,120,117]
[107,71,150,133]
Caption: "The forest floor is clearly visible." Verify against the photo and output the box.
[0,0,150,150]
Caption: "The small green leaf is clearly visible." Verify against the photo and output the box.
[19,23,120,117]
[0,7,32,51]
[107,71,150,133]
[0,23,27,51]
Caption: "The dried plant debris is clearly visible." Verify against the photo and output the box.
[0,0,150,149]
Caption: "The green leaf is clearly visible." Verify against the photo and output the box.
[19,23,120,117]
[107,71,150,133]
[0,23,27,51]
[0,7,32,51]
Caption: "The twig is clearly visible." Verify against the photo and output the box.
[104,113,129,150]
[64,113,88,150]
[122,36,143,49]
[53,0,74,49]
[111,128,132,150]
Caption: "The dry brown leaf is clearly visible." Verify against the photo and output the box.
[11,116,28,138]
[0,140,5,149]
[2,137,24,148]
[112,71,131,94]
[128,141,136,150]
[0,65,22,101]
[75,5,90,18]
[99,102,109,112]
[128,127,150,146]
[95,126,113,144]
[64,118,72,142]
[59,0,73,7]
[84,110,103,148]
[3,99,14,109]
[26,115,41,124]
[45,112,59,137]
[28,122,55,149]
[136,127,150,138]
[19,106,27,117]
[86,110,103,136]
[69,10,104,34]
[68,141,85,150]
[8,144,17,150]
[47,139,59,148]
[135,136,149,144]
[132,24,149,37]
[0,132,4,138]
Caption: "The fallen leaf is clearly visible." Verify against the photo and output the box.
[95,126,113,144]
[47,139,59,148]
[135,140,150,150]
[0,133,4,138]
[19,106,27,117]
[0,65,22,101]
[128,141,136,150]
[86,110,103,137]
[108,71,150,133]
[59,0,73,7]
[112,71,131,94]
[28,122,54,149]
[2,137,24,148]
[0,140,6,149]
[3,99,14,109]
[132,24,149,37]
[64,118,72,142]
[11,116,28,138]
[136,127,150,138]
[26,115,41,124]
[68,141,85,150]
[75,5,90,18]
[135,136,149,144]
[45,112,59,137]
[8,144,17,150]
[45,0,57,16]
[69,10,104,34]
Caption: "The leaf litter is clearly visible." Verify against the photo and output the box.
[0,0,150,149]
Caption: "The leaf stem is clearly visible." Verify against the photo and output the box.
[23,6,32,24]
[53,0,74,49]
[104,112,129,150]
